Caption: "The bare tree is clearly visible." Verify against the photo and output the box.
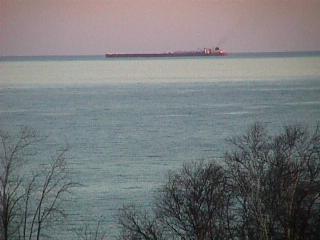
[0,128,76,240]
[119,205,165,240]
[118,123,320,240]
[20,146,76,240]
[156,161,232,240]
[74,218,107,240]
[0,128,38,240]
[225,123,320,240]
[119,161,232,240]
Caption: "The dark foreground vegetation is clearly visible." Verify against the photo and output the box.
[119,123,320,240]
[1,123,320,240]
[0,128,77,240]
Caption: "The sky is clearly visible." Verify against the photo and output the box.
[1,0,320,56]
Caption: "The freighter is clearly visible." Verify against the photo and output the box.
[105,47,226,58]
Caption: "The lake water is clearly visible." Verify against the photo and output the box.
[1,54,320,238]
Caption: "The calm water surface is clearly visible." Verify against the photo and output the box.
[1,55,320,238]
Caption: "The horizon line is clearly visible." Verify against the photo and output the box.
[1,50,320,60]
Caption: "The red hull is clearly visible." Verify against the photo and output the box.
[105,51,226,58]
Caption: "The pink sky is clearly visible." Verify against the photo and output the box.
[1,0,320,56]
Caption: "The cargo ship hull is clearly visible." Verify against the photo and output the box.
[105,48,226,58]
